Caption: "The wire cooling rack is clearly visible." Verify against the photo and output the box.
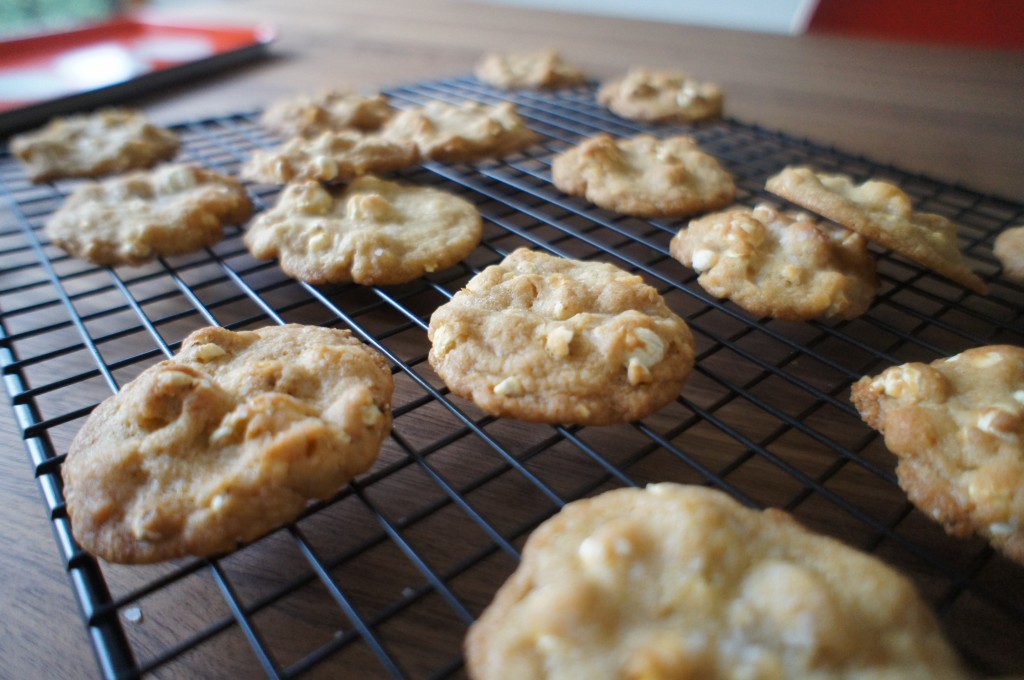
[2,75,1023,679]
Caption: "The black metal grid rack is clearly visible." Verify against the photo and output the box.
[2,75,1023,679]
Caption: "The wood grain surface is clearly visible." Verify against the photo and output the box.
[1,1,1023,678]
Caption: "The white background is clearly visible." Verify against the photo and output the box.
[474,0,820,34]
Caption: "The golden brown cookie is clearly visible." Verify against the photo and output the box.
[994,225,1024,283]
[551,133,735,218]
[670,203,878,320]
[597,68,723,123]
[851,345,1024,564]
[766,166,988,294]
[11,108,180,183]
[466,483,969,680]
[244,176,482,285]
[260,89,394,137]
[381,100,536,163]
[427,249,694,425]
[46,164,253,266]
[475,49,586,89]
[240,130,419,184]
[62,324,394,564]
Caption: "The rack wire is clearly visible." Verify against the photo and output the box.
[1,75,1023,679]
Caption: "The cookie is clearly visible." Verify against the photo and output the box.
[62,324,394,564]
[381,100,536,163]
[427,249,694,425]
[994,225,1024,283]
[466,483,969,680]
[851,345,1024,564]
[766,166,988,294]
[475,49,585,90]
[670,203,878,320]
[10,108,180,183]
[46,164,253,266]
[240,130,419,184]
[551,133,735,218]
[260,89,394,137]
[596,69,723,123]
[244,176,482,285]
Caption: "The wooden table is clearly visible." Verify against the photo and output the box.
[2,1,1023,678]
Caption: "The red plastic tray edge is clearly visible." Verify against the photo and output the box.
[0,14,276,135]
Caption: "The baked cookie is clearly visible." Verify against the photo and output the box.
[427,249,694,425]
[62,324,394,563]
[240,130,419,184]
[260,89,394,137]
[767,166,988,294]
[11,108,179,183]
[551,133,735,218]
[994,225,1024,283]
[381,100,536,163]
[851,345,1024,564]
[466,483,969,680]
[597,69,723,123]
[475,49,585,90]
[670,203,877,320]
[46,164,253,266]
[244,176,482,285]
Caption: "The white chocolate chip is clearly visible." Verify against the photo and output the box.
[298,184,333,214]
[308,229,332,252]
[625,327,665,386]
[655,144,680,164]
[361,404,382,427]
[493,376,524,397]
[989,522,1017,537]
[579,534,634,571]
[210,405,250,445]
[311,154,339,180]
[627,358,651,385]
[158,370,195,388]
[881,371,903,397]
[974,408,1018,440]
[840,230,861,247]
[781,264,802,285]
[131,516,163,541]
[736,219,765,246]
[163,166,197,191]
[880,365,921,399]
[675,82,699,104]
[967,474,1011,503]
[691,248,718,272]
[209,424,234,446]
[545,326,574,359]
[192,342,227,363]
[198,211,219,228]
[210,494,227,512]
[431,326,457,357]
[974,351,1004,368]
[976,410,1000,435]
[537,635,560,654]
[347,193,392,222]
[577,520,648,583]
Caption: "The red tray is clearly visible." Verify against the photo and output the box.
[0,15,275,134]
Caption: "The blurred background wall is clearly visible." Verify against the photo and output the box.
[479,0,1024,48]
[475,0,818,35]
